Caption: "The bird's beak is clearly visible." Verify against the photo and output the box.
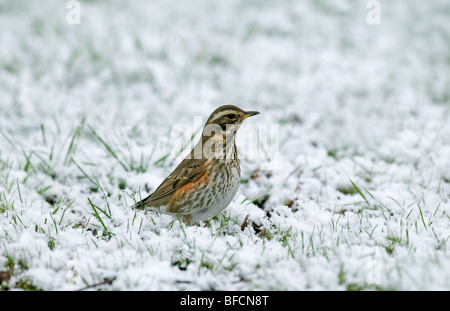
[243,111,260,119]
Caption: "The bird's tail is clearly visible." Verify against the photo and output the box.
[131,200,145,210]
[131,199,164,215]
[130,195,157,211]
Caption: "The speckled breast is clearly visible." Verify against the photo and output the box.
[189,158,241,222]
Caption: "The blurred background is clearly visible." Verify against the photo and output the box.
[1,0,449,148]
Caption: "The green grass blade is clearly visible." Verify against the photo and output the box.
[89,125,129,171]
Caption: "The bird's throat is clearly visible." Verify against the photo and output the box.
[197,132,237,160]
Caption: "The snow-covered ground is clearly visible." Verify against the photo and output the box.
[1,0,449,290]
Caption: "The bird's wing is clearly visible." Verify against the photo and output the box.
[132,157,207,209]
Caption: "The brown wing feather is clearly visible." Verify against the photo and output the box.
[132,157,207,209]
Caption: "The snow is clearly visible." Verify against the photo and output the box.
[1,0,450,290]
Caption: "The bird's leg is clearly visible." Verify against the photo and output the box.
[182,214,192,226]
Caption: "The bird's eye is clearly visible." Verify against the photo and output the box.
[226,114,236,119]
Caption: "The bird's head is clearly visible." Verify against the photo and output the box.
[203,105,260,136]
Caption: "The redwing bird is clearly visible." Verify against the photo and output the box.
[131,105,259,225]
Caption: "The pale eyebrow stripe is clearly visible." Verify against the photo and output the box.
[209,110,237,122]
